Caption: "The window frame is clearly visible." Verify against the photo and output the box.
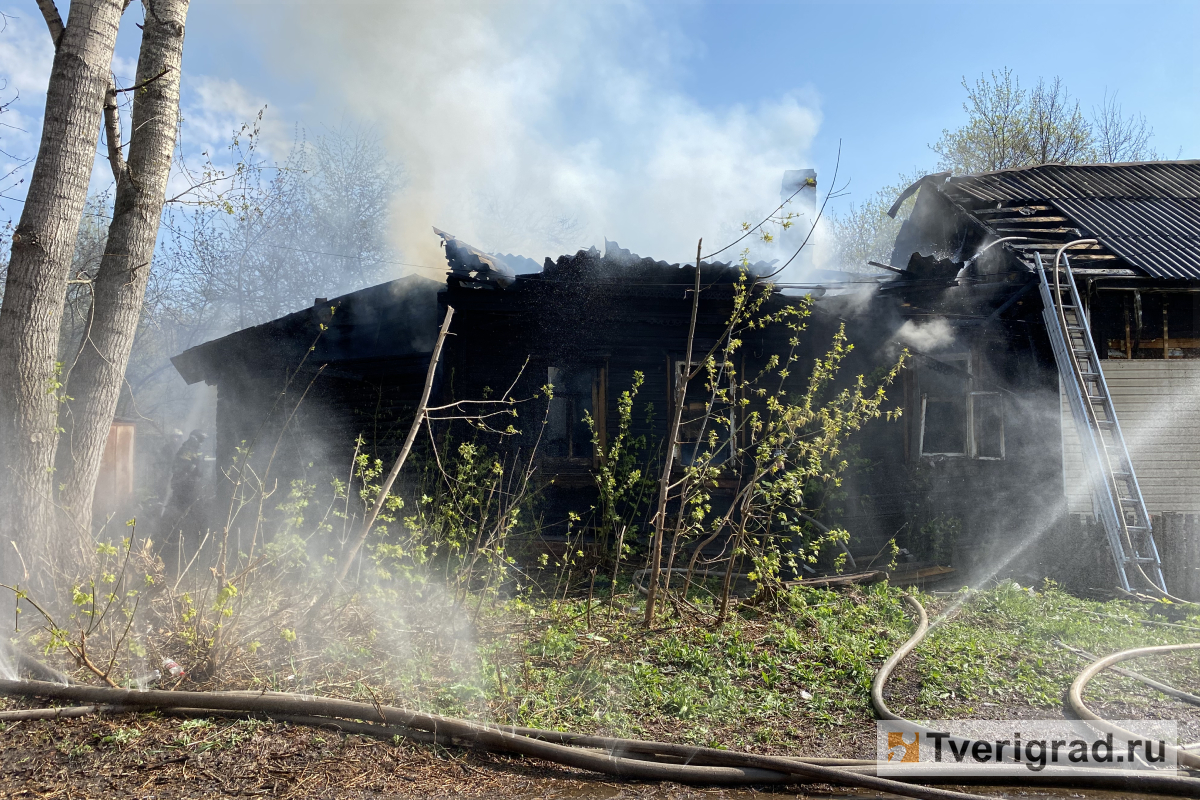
[917,354,1005,461]
[673,358,736,465]
[544,363,606,466]
[968,390,1005,460]
[918,355,970,458]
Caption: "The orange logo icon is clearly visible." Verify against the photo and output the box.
[887,731,919,763]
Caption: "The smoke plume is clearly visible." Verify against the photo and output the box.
[895,318,956,352]
[248,2,821,268]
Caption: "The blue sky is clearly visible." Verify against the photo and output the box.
[2,0,1197,270]
[667,1,1199,189]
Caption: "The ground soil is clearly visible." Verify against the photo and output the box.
[0,699,1193,799]
[0,710,870,799]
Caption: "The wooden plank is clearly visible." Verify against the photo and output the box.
[92,421,135,521]
[993,226,1078,234]
[1012,242,1103,250]
[974,204,1055,214]
[888,565,956,587]
[983,216,1069,224]
[783,570,887,589]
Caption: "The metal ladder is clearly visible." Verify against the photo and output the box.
[1036,252,1168,595]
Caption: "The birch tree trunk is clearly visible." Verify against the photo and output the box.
[57,0,189,536]
[0,0,125,597]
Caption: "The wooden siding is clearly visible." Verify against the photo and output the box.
[1063,360,1200,513]
[93,420,136,521]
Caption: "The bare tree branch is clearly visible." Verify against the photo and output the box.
[115,66,172,95]
[102,67,174,184]
[102,83,125,183]
[1091,89,1156,163]
[35,0,64,46]
[644,239,702,627]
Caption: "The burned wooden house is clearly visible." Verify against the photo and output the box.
[171,160,1200,595]
[171,230,857,544]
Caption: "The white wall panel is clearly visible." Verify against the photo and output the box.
[1063,361,1200,513]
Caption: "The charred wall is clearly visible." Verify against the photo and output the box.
[182,232,1077,582]
[873,183,1078,584]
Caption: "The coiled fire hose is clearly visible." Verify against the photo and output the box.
[0,677,993,800]
[871,594,1200,795]
[4,593,1200,797]
[1068,642,1200,772]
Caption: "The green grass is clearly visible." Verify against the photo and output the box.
[486,581,1199,741]
[914,581,1200,716]
[233,578,1200,751]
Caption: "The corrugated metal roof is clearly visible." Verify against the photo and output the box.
[942,161,1200,279]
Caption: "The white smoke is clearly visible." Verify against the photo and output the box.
[895,318,956,352]
[245,1,821,269]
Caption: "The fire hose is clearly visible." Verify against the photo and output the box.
[1068,641,1200,772]
[3,594,1200,797]
[0,677,994,800]
[870,594,1200,795]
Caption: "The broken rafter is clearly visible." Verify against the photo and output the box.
[1020,252,1122,262]
[1069,268,1138,276]
[1011,241,1103,250]
[993,227,1079,234]
[973,204,1055,214]
[985,216,1069,224]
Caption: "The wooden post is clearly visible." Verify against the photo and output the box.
[1124,296,1132,359]
[1163,299,1170,359]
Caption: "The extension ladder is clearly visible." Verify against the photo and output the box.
[1036,252,1168,595]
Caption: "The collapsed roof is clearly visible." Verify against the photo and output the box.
[435,227,519,289]
[893,160,1200,280]
[170,234,786,385]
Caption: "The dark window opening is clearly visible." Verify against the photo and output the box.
[546,366,597,461]
[919,360,968,456]
[970,392,1004,459]
[922,399,967,455]
[1092,290,1200,359]
[675,360,733,466]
